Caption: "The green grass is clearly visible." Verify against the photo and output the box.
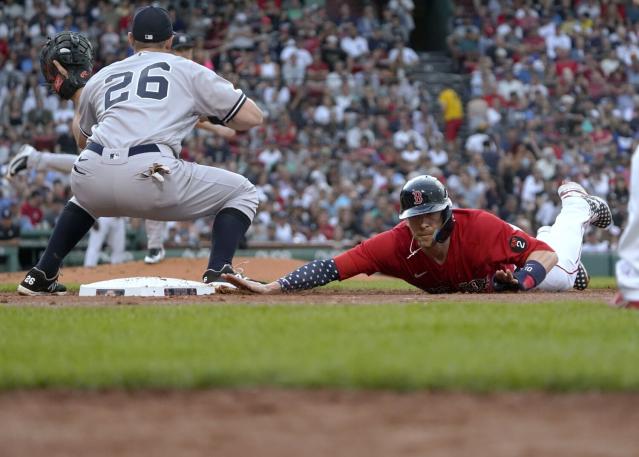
[1,299,638,391]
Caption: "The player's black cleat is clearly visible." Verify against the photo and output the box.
[17,267,67,296]
[573,262,590,291]
[202,264,243,285]
[202,264,265,287]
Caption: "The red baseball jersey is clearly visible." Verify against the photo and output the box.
[333,209,554,293]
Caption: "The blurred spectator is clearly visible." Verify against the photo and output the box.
[389,39,419,68]
[340,23,369,60]
[258,139,282,171]
[321,34,347,71]
[582,230,610,253]
[0,207,20,240]
[393,115,427,150]
[388,0,415,36]
[280,38,312,68]
[357,5,380,39]
[273,211,293,242]
[20,190,44,230]
[427,136,449,169]
[437,87,464,145]
[226,12,255,51]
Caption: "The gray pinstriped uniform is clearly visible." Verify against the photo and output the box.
[69,50,258,222]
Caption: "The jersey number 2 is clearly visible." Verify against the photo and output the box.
[104,62,170,109]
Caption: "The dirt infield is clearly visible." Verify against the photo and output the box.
[0,257,615,305]
[0,258,628,457]
[0,389,637,457]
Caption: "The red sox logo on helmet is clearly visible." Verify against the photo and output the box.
[412,190,423,205]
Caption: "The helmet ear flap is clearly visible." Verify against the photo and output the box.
[434,206,455,243]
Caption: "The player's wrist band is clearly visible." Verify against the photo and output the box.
[513,260,547,291]
[276,259,340,292]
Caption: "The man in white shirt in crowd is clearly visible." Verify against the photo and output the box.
[389,39,419,67]
[340,23,369,60]
[280,38,312,68]
[393,116,427,150]
[497,68,526,101]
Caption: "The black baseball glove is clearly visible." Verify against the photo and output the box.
[40,31,93,100]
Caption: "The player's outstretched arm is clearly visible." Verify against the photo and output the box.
[222,275,282,294]
[223,258,342,294]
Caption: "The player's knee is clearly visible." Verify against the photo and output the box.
[227,182,259,222]
[242,180,259,215]
[248,183,259,211]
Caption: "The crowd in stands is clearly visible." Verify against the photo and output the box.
[450,0,639,252]
[0,0,630,259]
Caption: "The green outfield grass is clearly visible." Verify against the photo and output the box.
[1,289,638,391]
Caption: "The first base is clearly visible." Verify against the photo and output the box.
[79,277,221,297]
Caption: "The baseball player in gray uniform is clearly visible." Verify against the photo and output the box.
[143,32,238,264]
[8,33,236,267]
[18,6,263,295]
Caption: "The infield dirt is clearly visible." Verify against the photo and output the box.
[0,257,615,305]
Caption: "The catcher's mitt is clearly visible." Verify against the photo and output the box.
[40,31,93,100]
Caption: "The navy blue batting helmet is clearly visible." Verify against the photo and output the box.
[399,175,455,243]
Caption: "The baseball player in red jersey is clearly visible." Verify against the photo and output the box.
[224,175,612,294]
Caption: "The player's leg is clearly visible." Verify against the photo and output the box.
[33,151,78,174]
[84,218,109,267]
[615,147,639,306]
[536,224,576,291]
[536,182,612,291]
[144,219,166,264]
[18,198,95,295]
[202,205,254,283]
[107,217,127,265]
[70,153,258,284]
[194,166,258,283]
[143,160,258,283]
[7,144,77,177]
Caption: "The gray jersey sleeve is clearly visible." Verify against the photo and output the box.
[190,64,247,125]
[77,80,98,138]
